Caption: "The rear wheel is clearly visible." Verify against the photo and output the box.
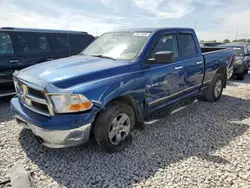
[94,101,135,153]
[203,73,224,102]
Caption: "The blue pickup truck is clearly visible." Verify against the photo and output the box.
[11,28,235,153]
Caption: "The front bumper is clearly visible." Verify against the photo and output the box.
[16,115,91,148]
[11,97,96,148]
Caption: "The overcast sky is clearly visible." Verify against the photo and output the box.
[0,0,249,41]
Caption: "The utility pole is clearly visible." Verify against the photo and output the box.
[194,21,196,30]
[235,28,238,41]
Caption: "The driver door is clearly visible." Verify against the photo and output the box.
[144,33,187,111]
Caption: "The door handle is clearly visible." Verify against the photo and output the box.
[196,61,203,65]
[175,66,183,70]
[9,59,19,63]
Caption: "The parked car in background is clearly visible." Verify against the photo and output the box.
[11,28,235,153]
[219,43,250,80]
[0,27,95,97]
[200,42,222,47]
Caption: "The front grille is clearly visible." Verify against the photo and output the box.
[28,87,45,99]
[15,80,52,116]
[31,101,49,114]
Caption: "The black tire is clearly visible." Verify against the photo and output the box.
[245,68,248,74]
[203,73,224,102]
[237,71,245,80]
[94,101,135,153]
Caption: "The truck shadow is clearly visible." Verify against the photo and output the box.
[18,95,250,187]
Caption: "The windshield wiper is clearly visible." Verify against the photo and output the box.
[90,54,116,61]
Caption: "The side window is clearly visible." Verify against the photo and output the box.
[151,34,179,57]
[38,36,51,53]
[56,35,69,52]
[179,34,197,56]
[17,35,29,53]
[0,32,14,54]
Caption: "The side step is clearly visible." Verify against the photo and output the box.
[144,99,198,125]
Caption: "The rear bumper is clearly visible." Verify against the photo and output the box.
[11,97,96,148]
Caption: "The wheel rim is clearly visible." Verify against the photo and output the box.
[214,79,222,98]
[108,113,131,145]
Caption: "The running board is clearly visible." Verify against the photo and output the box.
[0,92,16,97]
[144,99,198,125]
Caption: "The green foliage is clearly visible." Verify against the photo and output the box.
[223,39,230,43]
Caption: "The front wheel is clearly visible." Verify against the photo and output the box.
[94,101,135,153]
[203,73,224,102]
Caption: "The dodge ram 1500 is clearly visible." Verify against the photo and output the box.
[11,28,235,153]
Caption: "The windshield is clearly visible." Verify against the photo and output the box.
[81,32,151,61]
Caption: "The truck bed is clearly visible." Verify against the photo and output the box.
[201,47,226,54]
[201,47,235,84]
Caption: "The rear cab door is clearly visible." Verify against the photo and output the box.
[178,31,204,94]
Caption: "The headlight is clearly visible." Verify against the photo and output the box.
[50,94,93,113]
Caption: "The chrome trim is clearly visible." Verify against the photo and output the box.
[15,115,92,148]
[203,79,213,84]
[25,94,47,105]
[175,66,183,70]
[144,119,161,125]
[149,84,201,106]
[196,61,203,65]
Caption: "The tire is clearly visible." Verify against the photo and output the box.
[203,73,224,102]
[237,71,245,80]
[245,68,248,74]
[94,101,135,153]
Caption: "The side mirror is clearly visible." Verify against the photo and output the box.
[147,51,174,64]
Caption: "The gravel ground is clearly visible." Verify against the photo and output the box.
[1,75,250,188]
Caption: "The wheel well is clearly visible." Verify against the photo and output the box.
[110,96,144,124]
[216,67,227,87]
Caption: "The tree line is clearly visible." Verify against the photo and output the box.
[200,39,250,44]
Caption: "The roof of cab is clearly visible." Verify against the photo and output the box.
[0,27,88,34]
[111,27,194,33]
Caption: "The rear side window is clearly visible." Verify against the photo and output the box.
[0,32,14,54]
[38,36,51,52]
[151,34,179,58]
[56,35,69,52]
[179,34,197,56]
[17,35,29,53]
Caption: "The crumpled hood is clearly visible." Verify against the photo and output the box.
[18,55,131,88]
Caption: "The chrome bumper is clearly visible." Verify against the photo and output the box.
[16,115,92,148]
